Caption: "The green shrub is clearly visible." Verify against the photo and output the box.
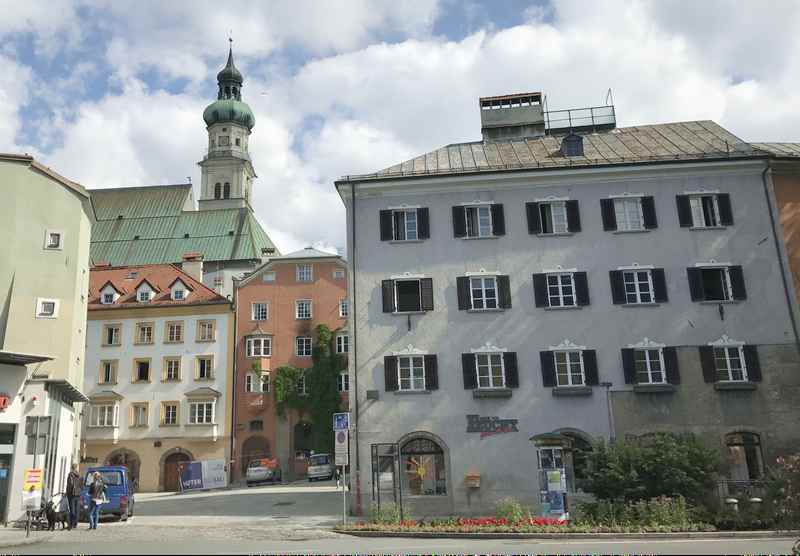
[584,433,721,503]
[574,496,695,528]
[368,503,401,524]
[495,497,528,522]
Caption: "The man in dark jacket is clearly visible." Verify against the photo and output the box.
[65,464,82,530]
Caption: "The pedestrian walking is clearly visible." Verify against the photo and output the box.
[87,472,106,530]
[65,464,82,530]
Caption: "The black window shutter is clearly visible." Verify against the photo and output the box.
[420,278,434,311]
[504,352,519,388]
[687,268,705,301]
[663,347,680,385]
[699,346,717,383]
[729,266,746,300]
[452,206,466,238]
[676,195,693,227]
[642,196,658,229]
[456,276,471,310]
[540,351,556,387]
[380,210,393,241]
[600,199,617,231]
[526,202,541,234]
[424,355,439,390]
[384,356,398,391]
[574,272,590,306]
[381,280,396,312]
[583,350,599,385]
[652,269,668,303]
[491,204,505,236]
[417,208,430,239]
[462,353,477,389]
[566,200,581,232]
[609,271,626,305]
[621,348,636,384]
[497,275,512,309]
[533,274,549,307]
[718,194,734,226]
[743,345,761,382]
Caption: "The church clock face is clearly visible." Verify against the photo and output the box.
[219,135,230,146]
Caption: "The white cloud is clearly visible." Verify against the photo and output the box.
[0,54,32,150]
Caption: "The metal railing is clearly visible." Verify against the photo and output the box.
[717,479,766,500]
[545,105,617,134]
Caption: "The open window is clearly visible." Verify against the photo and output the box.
[688,265,746,302]
[381,278,434,313]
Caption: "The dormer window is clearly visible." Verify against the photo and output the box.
[102,293,114,304]
[138,290,151,303]
[173,290,185,301]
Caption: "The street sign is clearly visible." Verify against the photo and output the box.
[335,430,349,466]
[333,412,350,431]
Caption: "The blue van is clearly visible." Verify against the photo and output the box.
[80,466,135,521]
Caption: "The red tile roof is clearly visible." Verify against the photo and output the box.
[89,264,228,310]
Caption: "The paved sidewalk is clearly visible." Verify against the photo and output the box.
[0,527,50,548]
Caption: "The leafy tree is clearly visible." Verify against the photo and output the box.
[584,433,721,503]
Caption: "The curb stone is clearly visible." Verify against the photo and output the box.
[336,529,800,540]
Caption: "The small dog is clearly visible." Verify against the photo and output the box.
[45,494,70,531]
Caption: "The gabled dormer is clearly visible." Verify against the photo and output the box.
[134,279,158,303]
[168,278,193,302]
[99,281,122,305]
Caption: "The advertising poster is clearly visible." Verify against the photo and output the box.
[179,459,228,491]
[22,468,43,509]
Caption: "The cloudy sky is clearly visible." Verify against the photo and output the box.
[2,0,799,253]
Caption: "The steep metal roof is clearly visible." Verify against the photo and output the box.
[340,121,764,182]
[89,184,278,266]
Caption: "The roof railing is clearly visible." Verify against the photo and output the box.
[545,105,617,135]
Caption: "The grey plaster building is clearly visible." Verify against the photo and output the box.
[336,92,800,517]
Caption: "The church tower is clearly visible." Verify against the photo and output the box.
[198,43,257,210]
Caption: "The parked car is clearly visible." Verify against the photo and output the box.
[245,458,282,486]
[307,453,334,481]
[80,466,135,522]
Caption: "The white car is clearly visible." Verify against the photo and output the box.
[307,453,334,481]
[246,459,282,486]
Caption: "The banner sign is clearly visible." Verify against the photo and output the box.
[333,412,350,431]
[180,459,228,491]
[335,430,349,466]
[466,414,519,438]
[22,468,43,509]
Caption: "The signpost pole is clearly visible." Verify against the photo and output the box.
[342,463,347,526]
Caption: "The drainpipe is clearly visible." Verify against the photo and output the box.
[761,164,800,347]
[349,181,361,515]
[230,281,239,484]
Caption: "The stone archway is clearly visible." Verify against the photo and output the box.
[159,448,195,492]
[240,435,271,475]
[105,448,142,491]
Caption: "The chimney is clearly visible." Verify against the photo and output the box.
[480,92,545,142]
[182,252,204,282]
[92,261,112,269]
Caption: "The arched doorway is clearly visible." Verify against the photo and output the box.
[106,449,141,491]
[241,436,271,475]
[293,421,313,457]
[399,435,448,496]
[161,449,193,492]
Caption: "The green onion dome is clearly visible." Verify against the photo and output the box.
[203,99,255,130]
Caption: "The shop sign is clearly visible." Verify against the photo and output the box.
[466,414,519,438]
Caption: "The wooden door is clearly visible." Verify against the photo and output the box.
[163,453,190,492]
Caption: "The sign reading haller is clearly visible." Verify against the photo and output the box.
[335,430,349,466]
[333,412,350,431]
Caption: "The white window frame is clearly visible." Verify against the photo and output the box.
[554,350,585,387]
[614,197,644,231]
[295,299,312,320]
[397,355,426,391]
[173,289,186,301]
[246,336,272,357]
[699,267,734,301]
[197,357,214,380]
[470,276,498,310]
[261,372,271,393]
[634,348,666,384]
[166,322,183,343]
[44,229,64,250]
[162,403,179,426]
[714,345,748,382]
[136,323,153,344]
[137,289,152,303]
[89,404,118,428]
[251,302,269,321]
[339,299,349,318]
[333,269,345,280]
[392,208,419,241]
[464,204,493,238]
[623,270,655,304]
[188,400,215,425]
[103,324,121,346]
[198,320,216,342]
[475,352,505,389]
[102,293,115,305]
[262,271,276,282]
[296,264,313,282]
[100,361,117,384]
[35,298,59,319]
[336,334,349,354]
[245,373,256,392]
[539,201,568,234]
[690,194,721,228]
[164,358,181,381]
[546,273,576,307]
[297,374,308,396]
[296,336,313,357]
[131,403,148,428]
[338,372,349,392]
